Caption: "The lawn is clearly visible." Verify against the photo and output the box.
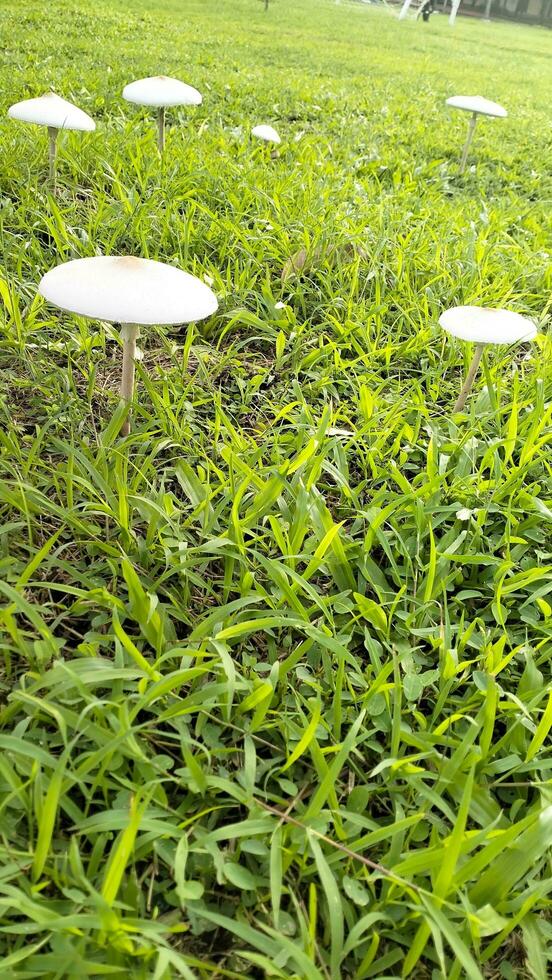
[0,0,551,976]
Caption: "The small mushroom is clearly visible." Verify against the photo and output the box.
[445,96,507,173]
[122,76,202,153]
[251,124,281,146]
[439,305,537,413]
[7,92,95,184]
[38,256,217,435]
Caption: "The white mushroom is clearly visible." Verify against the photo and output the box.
[39,256,217,434]
[122,76,202,153]
[445,96,507,173]
[439,305,536,413]
[8,92,95,183]
[251,124,281,146]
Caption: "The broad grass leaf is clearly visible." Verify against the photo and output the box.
[197,910,325,980]
[280,699,321,772]
[470,805,552,907]
[308,835,344,979]
[224,862,258,890]
[112,609,160,680]
[417,895,484,980]
[526,689,552,763]
[32,750,68,882]
[101,794,144,906]
[342,875,370,907]
[270,826,283,928]
[354,593,387,633]
[521,913,548,980]
[304,710,366,822]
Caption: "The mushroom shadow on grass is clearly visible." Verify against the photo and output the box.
[39,256,218,435]
[445,96,507,174]
[8,92,96,185]
[439,305,537,414]
[122,76,202,153]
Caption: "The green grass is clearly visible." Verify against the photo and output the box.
[0,0,551,976]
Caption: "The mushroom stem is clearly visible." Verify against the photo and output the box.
[453,342,485,413]
[459,112,477,173]
[120,322,140,435]
[157,107,165,153]
[48,126,58,183]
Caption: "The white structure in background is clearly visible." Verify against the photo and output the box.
[400,0,551,24]
[449,0,462,23]
[398,0,463,21]
[398,0,414,19]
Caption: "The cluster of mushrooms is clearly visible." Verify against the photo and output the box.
[7,80,505,182]
[6,76,281,434]
[6,75,536,434]
[7,75,281,182]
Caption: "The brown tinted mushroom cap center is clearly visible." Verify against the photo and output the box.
[114,256,144,269]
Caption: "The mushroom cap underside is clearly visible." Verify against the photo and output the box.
[445,95,507,118]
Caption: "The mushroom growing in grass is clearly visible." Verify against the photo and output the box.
[122,76,202,153]
[251,124,281,146]
[445,96,507,174]
[38,256,218,435]
[439,306,537,414]
[8,92,95,184]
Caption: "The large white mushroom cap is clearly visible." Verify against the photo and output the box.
[122,76,202,108]
[39,256,218,326]
[445,96,507,119]
[7,93,96,131]
[439,306,536,345]
[252,124,281,145]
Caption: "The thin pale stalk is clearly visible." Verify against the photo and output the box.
[48,127,58,184]
[120,323,140,435]
[459,112,477,173]
[453,343,485,413]
[157,107,165,153]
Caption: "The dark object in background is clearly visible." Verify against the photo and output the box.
[419,0,436,19]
